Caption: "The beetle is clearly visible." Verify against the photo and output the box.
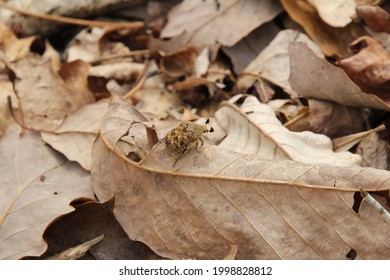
[163,119,214,166]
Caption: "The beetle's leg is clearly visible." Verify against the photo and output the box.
[196,138,204,152]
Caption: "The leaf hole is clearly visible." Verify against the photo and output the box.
[352,191,363,213]
[346,248,357,260]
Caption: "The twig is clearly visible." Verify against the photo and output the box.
[360,188,390,224]
[122,69,159,100]
[0,1,144,29]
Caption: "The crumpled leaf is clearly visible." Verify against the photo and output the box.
[280,0,366,57]
[91,96,390,260]
[356,129,388,169]
[0,124,94,260]
[215,96,361,166]
[289,42,390,111]
[356,5,390,33]
[41,99,109,171]
[237,30,323,97]
[339,36,390,96]
[161,0,282,47]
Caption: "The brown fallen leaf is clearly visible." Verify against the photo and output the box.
[91,96,390,259]
[280,0,366,57]
[356,5,390,33]
[37,199,164,260]
[338,36,390,96]
[237,30,323,98]
[0,124,94,260]
[10,55,95,131]
[160,0,282,47]
[289,42,390,111]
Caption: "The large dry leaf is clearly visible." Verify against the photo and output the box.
[91,96,390,259]
[41,99,109,171]
[160,0,282,47]
[237,30,323,97]
[289,42,390,111]
[0,124,94,260]
[280,0,365,57]
[215,96,362,166]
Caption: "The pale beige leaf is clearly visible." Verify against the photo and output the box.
[41,100,109,171]
[0,124,94,260]
[89,62,145,81]
[216,96,362,166]
[308,0,356,27]
[161,0,282,47]
[237,30,323,97]
[91,96,390,260]
[289,42,390,111]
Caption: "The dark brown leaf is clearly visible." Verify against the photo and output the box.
[356,5,390,33]
[339,36,390,96]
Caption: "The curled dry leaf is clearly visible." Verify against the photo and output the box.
[237,30,323,98]
[280,0,365,57]
[91,95,390,259]
[161,0,282,47]
[289,42,390,111]
[0,124,94,260]
[356,5,390,33]
[215,96,361,166]
[41,99,109,171]
[339,36,390,96]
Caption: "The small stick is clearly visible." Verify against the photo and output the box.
[122,69,159,100]
[360,188,390,224]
